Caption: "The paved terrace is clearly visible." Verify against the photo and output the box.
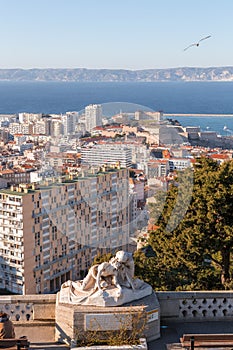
[1,291,233,349]
[149,320,233,350]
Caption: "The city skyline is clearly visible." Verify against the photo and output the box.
[1,0,232,70]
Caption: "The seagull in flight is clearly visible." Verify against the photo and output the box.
[183,35,211,51]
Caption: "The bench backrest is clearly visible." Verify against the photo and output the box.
[182,334,233,342]
[0,338,29,349]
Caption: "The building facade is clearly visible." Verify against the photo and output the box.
[0,166,130,294]
[85,104,102,132]
[61,113,76,135]
[81,144,132,168]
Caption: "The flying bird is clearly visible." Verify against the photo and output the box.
[183,35,211,51]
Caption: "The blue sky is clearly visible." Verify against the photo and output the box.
[0,0,232,69]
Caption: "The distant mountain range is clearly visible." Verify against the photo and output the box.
[1,67,233,82]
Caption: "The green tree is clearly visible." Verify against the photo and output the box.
[135,157,233,290]
[92,252,113,265]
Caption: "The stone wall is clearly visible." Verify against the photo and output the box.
[1,291,233,343]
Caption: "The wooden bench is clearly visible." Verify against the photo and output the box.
[0,338,30,349]
[181,334,233,347]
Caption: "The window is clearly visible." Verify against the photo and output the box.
[34,217,40,224]
[35,232,40,246]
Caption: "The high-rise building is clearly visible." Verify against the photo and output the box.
[51,119,62,137]
[44,117,53,136]
[61,112,77,135]
[0,166,130,294]
[85,104,102,132]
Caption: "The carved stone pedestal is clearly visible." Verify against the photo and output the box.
[55,292,160,346]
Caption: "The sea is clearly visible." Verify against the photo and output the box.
[1,81,233,135]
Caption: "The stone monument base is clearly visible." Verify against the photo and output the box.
[55,292,160,347]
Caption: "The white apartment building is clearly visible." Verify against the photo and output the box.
[51,119,62,137]
[168,158,191,171]
[33,121,46,135]
[61,113,76,135]
[81,144,132,168]
[9,123,22,135]
[18,113,42,124]
[123,143,150,172]
[85,104,102,132]
[9,122,33,135]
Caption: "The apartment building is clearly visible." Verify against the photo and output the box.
[0,166,130,294]
[32,120,46,135]
[168,158,191,171]
[0,169,31,185]
[18,113,42,124]
[85,104,102,132]
[147,159,170,180]
[51,119,62,137]
[81,144,132,168]
[61,113,76,135]
[9,122,33,135]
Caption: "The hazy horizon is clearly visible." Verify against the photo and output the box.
[0,1,232,70]
[1,65,233,71]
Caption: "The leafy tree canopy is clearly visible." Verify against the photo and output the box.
[134,157,233,290]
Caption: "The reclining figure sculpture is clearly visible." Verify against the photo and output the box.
[59,250,152,306]
[80,251,135,296]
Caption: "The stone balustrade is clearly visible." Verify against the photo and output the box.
[0,291,233,343]
[0,294,56,321]
[0,294,56,342]
[157,291,233,321]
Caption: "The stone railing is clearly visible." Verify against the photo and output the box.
[0,294,56,342]
[0,294,56,321]
[1,291,233,342]
[157,291,233,321]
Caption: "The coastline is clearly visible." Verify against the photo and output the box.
[165,113,233,117]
